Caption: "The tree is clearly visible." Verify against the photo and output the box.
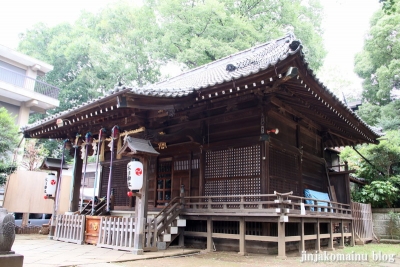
[18,1,161,113]
[20,140,48,171]
[18,0,326,116]
[150,0,326,70]
[0,108,19,185]
[380,0,397,14]
[341,130,400,207]
[352,180,399,208]
[354,0,400,105]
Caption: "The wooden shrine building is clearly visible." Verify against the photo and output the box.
[21,33,381,257]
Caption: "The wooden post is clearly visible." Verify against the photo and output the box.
[261,141,267,194]
[327,219,335,251]
[206,216,213,252]
[238,217,247,256]
[132,155,148,255]
[350,220,355,247]
[298,218,305,255]
[277,220,286,259]
[314,218,321,252]
[265,141,270,194]
[21,213,29,227]
[69,149,83,212]
[178,227,185,247]
[338,219,345,249]
[199,149,205,196]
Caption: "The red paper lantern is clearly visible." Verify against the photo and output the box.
[127,191,133,197]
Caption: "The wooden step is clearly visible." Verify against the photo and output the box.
[176,219,186,227]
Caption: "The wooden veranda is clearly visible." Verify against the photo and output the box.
[54,191,354,258]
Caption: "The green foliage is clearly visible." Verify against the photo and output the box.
[380,0,397,15]
[0,107,19,155]
[356,100,400,131]
[356,102,382,126]
[352,180,399,208]
[18,0,326,116]
[354,0,400,105]
[0,108,19,185]
[343,130,400,207]
[152,0,326,70]
[342,131,400,181]
[18,2,161,112]
[0,162,17,186]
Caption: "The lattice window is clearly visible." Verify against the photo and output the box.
[174,159,199,170]
[205,177,261,196]
[205,145,260,179]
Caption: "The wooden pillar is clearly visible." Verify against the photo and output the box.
[314,218,321,252]
[265,141,270,194]
[199,149,205,196]
[327,219,335,251]
[338,219,345,249]
[69,148,83,212]
[238,217,247,256]
[298,218,305,254]
[21,213,29,227]
[277,220,286,259]
[350,220,355,247]
[296,125,303,195]
[260,141,267,194]
[206,217,213,252]
[178,228,185,247]
[132,155,149,255]
[49,169,60,239]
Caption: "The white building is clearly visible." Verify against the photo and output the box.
[0,44,60,125]
[0,44,60,207]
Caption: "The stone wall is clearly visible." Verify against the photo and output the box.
[372,208,400,240]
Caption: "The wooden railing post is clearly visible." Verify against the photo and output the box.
[206,216,213,252]
[180,184,185,209]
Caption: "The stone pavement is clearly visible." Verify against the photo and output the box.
[10,235,201,267]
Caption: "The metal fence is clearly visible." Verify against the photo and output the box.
[0,66,60,99]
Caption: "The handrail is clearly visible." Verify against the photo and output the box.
[181,192,352,216]
[152,196,181,221]
[0,66,60,99]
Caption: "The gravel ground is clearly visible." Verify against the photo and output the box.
[115,249,400,267]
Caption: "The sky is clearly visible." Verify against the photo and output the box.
[0,0,381,96]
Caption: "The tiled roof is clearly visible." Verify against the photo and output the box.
[22,33,298,131]
[117,136,160,156]
[134,33,298,95]
[21,32,382,139]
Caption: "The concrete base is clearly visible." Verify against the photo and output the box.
[325,248,335,251]
[337,246,345,249]
[157,242,167,250]
[237,252,248,256]
[0,253,24,267]
[379,239,400,244]
[276,255,287,260]
[132,248,144,255]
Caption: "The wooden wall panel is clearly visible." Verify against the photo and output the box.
[268,145,299,195]
[3,170,71,215]
[300,127,322,156]
[268,111,297,147]
[302,158,326,192]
